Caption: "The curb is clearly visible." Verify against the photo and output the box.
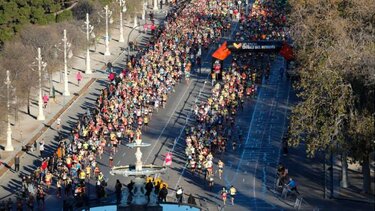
[0,78,96,178]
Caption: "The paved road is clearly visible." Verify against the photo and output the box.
[0,3,295,211]
[155,53,293,211]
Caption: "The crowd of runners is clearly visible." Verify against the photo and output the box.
[0,0,293,209]
[0,0,257,210]
[184,0,290,206]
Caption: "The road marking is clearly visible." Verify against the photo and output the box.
[174,19,240,190]
[144,79,194,162]
[229,82,264,183]
[122,152,126,157]
[274,57,292,185]
[251,63,283,209]
[173,65,212,191]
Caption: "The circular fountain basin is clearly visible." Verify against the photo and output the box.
[126,143,151,148]
[110,165,167,177]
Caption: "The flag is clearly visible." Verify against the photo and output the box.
[165,152,172,166]
[279,42,294,61]
[212,41,231,60]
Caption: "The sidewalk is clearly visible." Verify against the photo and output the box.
[279,118,375,209]
[0,8,164,178]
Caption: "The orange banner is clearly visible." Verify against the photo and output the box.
[212,41,231,60]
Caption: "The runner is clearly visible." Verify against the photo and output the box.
[220,187,228,205]
[229,185,237,205]
[218,159,224,180]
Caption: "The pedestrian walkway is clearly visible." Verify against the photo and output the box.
[0,6,167,195]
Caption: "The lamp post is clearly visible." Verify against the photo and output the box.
[118,0,126,43]
[134,15,138,28]
[4,71,14,151]
[83,13,94,74]
[62,29,71,96]
[55,29,72,96]
[142,1,147,20]
[100,5,113,56]
[153,0,158,11]
[33,48,47,121]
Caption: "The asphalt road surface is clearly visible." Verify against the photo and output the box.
[0,7,294,211]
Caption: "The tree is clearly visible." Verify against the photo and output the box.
[0,0,71,47]
[289,69,353,156]
[0,41,35,115]
[348,112,375,193]
[288,0,375,192]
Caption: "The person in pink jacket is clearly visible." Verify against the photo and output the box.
[76,71,83,87]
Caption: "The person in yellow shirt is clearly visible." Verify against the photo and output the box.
[85,165,91,180]
[229,185,237,205]
[144,116,149,127]
[45,172,53,190]
[79,170,86,182]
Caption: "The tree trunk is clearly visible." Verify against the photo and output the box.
[362,154,371,193]
[341,151,349,188]
[330,149,334,198]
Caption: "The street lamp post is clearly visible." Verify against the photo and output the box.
[101,5,113,56]
[35,48,47,121]
[142,2,147,20]
[83,13,94,74]
[62,29,71,96]
[153,0,158,11]
[4,71,14,151]
[55,30,72,96]
[134,15,138,28]
[118,0,126,43]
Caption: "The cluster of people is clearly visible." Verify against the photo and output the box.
[115,177,170,205]
[235,0,289,41]
[4,0,292,209]
[184,0,290,206]
[277,163,300,198]
[220,185,237,205]
[7,0,246,209]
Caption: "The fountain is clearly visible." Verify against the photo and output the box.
[110,135,167,209]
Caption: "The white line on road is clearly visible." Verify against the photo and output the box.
[174,19,240,190]
[144,80,194,162]
[251,64,283,209]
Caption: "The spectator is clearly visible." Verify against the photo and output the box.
[39,139,45,158]
[176,186,183,203]
[56,117,61,131]
[76,71,83,86]
[42,93,49,109]
[106,62,113,73]
[159,185,168,202]
[115,179,122,204]
[14,155,20,172]
[145,179,154,201]
[287,177,300,195]
[187,194,196,205]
